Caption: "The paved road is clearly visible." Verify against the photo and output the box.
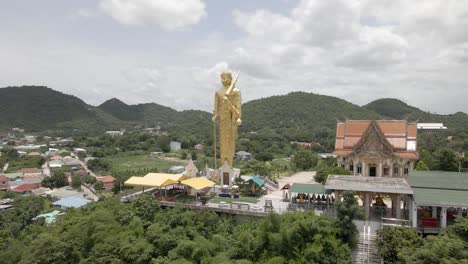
[257,171,317,213]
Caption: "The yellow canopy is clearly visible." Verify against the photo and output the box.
[181,177,215,190]
[145,173,188,182]
[124,176,177,188]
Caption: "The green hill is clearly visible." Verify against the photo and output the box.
[98,98,212,143]
[363,98,420,119]
[0,86,121,133]
[98,98,178,124]
[1,87,466,143]
[364,98,468,131]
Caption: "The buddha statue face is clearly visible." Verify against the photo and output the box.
[220,72,232,88]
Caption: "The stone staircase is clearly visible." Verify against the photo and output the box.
[353,231,382,263]
[260,177,279,192]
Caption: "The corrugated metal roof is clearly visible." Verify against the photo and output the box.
[413,188,468,207]
[408,171,468,190]
[289,183,326,194]
[246,176,265,187]
[52,197,91,208]
[325,175,413,194]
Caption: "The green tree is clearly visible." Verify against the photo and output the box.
[292,151,318,171]
[376,227,423,263]
[0,147,18,161]
[433,149,458,171]
[77,151,86,160]
[315,166,352,184]
[19,233,80,264]
[255,152,274,162]
[191,151,198,161]
[71,175,82,189]
[335,192,363,249]
[132,193,159,222]
[415,160,429,170]
[42,170,67,189]
[94,181,104,190]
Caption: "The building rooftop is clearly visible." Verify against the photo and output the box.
[11,183,40,193]
[416,123,447,129]
[408,170,468,191]
[408,170,468,207]
[96,176,115,183]
[325,175,413,194]
[52,196,91,208]
[334,120,418,159]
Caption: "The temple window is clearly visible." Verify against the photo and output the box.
[383,168,389,176]
[357,166,362,174]
[341,164,345,169]
[393,167,399,176]
[404,168,409,175]
[349,165,354,172]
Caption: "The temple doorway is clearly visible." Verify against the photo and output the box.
[369,166,377,177]
[223,172,230,185]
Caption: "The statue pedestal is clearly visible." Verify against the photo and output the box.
[218,163,240,186]
[206,161,240,187]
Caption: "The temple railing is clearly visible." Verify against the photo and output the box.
[381,217,411,227]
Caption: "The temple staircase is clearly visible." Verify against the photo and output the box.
[353,225,382,264]
[261,177,279,192]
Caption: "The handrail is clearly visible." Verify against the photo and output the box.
[381,217,410,227]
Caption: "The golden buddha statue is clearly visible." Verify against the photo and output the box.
[212,71,242,168]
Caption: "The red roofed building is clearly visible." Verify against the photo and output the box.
[96,176,115,190]
[74,169,89,176]
[0,175,8,191]
[334,120,418,177]
[12,183,40,194]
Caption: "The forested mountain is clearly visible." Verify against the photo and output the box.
[365,98,468,130]
[98,98,178,123]
[1,87,466,142]
[240,92,382,149]
[98,98,212,143]
[0,86,121,133]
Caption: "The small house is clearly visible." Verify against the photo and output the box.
[96,176,115,190]
[0,175,8,191]
[235,151,253,161]
[170,141,181,152]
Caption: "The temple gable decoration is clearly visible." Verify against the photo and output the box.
[352,120,394,158]
[334,119,418,177]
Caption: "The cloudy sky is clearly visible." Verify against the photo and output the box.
[1,0,468,114]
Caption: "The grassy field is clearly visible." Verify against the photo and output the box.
[104,155,185,173]
[209,196,259,204]
[6,156,44,173]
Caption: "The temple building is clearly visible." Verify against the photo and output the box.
[334,120,418,177]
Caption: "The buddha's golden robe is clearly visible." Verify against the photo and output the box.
[213,86,242,168]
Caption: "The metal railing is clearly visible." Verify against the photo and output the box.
[381,217,411,227]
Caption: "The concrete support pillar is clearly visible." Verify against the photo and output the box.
[365,193,370,220]
[390,165,394,177]
[399,167,403,177]
[441,207,447,228]
[396,194,401,219]
[410,200,417,228]
[362,163,367,177]
[432,206,437,218]
[378,163,383,177]
[353,161,357,175]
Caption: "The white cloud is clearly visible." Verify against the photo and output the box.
[228,0,468,114]
[99,0,206,31]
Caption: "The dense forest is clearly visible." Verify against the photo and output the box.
[376,218,468,264]
[0,194,360,264]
